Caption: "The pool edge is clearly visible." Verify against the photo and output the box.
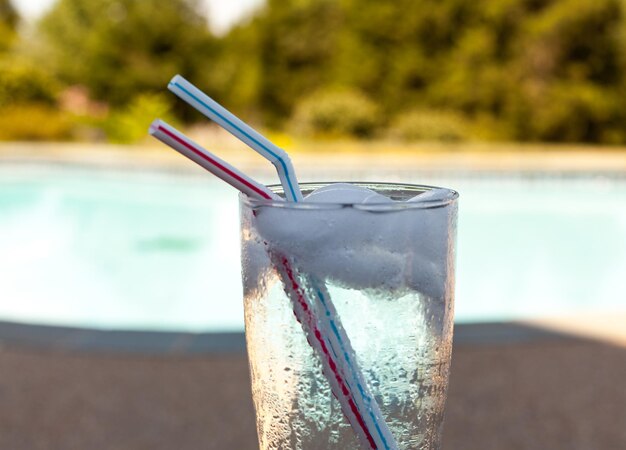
[0,320,583,355]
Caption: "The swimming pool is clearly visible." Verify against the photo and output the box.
[1,163,625,331]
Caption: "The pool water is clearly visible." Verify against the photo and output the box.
[1,164,625,331]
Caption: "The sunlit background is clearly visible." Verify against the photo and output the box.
[1,0,624,331]
[1,0,625,448]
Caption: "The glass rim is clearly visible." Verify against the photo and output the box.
[239,181,458,211]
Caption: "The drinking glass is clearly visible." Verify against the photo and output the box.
[240,182,458,450]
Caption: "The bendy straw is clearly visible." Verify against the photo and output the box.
[156,79,398,449]
[309,276,397,450]
[168,75,303,202]
[149,119,280,201]
[271,254,379,449]
[148,119,384,448]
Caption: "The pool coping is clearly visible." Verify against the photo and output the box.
[1,143,625,177]
[0,320,582,355]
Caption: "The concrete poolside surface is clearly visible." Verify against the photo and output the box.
[1,319,625,450]
[2,142,626,176]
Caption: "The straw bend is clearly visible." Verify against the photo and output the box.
[168,75,303,202]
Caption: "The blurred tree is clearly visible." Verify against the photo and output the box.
[15,0,626,143]
[0,1,61,110]
[388,108,471,142]
[511,0,625,142]
[38,0,216,107]
[254,0,343,123]
[0,0,18,52]
[204,19,264,121]
[224,0,626,142]
[291,87,379,137]
[0,59,59,107]
[333,0,476,112]
[103,92,176,143]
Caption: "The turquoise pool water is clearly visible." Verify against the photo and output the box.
[0,164,625,331]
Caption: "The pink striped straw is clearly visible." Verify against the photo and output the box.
[149,120,280,201]
[149,119,381,449]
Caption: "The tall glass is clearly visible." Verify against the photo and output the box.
[240,182,458,450]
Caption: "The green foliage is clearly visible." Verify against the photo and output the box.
[222,0,626,143]
[291,88,379,138]
[253,0,343,123]
[0,0,17,26]
[0,59,59,107]
[509,82,622,143]
[0,0,624,144]
[103,93,175,143]
[388,109,471,142]
[0,104,72,141]
[202,21,264,121]
[0,0,18,52]
[38,0,216,107]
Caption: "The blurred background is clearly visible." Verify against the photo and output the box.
[0,0,625,449]
[4,0,626,144]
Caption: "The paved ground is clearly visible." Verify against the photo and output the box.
[1,326,625,450]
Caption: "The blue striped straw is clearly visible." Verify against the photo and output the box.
[168,75,303,202]
[312,278,398,450]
